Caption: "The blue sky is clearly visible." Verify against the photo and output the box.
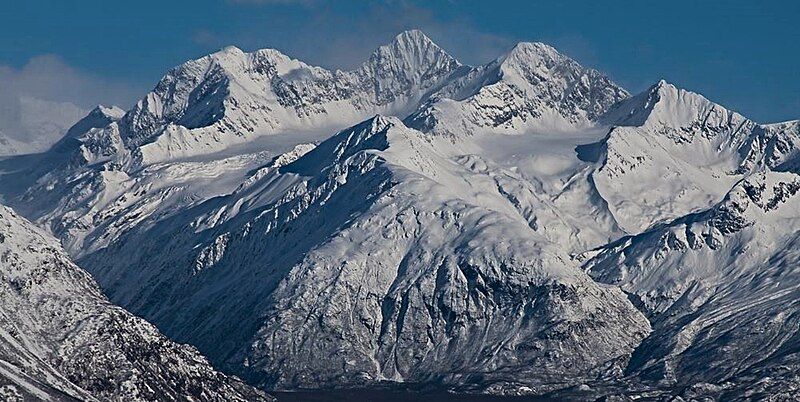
[1,0,798,123]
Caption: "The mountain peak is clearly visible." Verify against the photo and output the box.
[601,79,745,128]
[343,114,402,139]
[369,29,459,68]
[62,104,125,140]
[654,78,670,87]
[90,104,125,120]
[215,45,245,56]
[391,29,433,45]
[649,79,679,97]
[499,41,565,68]
[368,113,401,128]
[510,41,559,56]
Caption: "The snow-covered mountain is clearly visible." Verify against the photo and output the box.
[74,116,649,394]
[0,205,272,401]
[581,169,800,399]
[588,80,759,233]
[1,29,799,399]
[747,119,800,173]
[118,29,462,165]
[406,41,628,136]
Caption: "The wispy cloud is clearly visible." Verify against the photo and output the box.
[0,55,139,148]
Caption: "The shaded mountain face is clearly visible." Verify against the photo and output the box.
[0,29,799,399]
[0,205,273,402]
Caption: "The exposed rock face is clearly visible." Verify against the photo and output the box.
[581,170,800,397]
[745,119,800,173]
[0,205,272,402]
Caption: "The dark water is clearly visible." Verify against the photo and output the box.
[272,390,553,402]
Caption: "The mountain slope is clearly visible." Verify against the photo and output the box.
[584,80,761,233]
[581,170,800,398]
[77,116,650,394]
[0,205,272,401]
[745,119,800,173]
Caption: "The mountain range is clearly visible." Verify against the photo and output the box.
[1,30,798,400]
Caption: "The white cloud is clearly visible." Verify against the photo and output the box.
[0,55,139,154]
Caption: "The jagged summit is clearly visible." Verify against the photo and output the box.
[495,40,621,92]
[362,113,401,129]
[392,29,434,44]
[111,30,464,161]
[364,29,461,82]
[377,29,452,60]
[500,41,561,65]
[382,29,444,53]
[405,38,629,135]
[61,104,124,141]
[50,30,631,165]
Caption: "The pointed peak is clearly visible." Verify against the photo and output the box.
[494,41,577,80]
[369,29,458,66]
[390,29,435,46]
[364,114,402,131]
[63,104,126,140]
[358,30,461,89]
[160,46,246,76]
[395,29,429,40]
[648,79,679,95]
[602,79,746,128]
[502,41,564,64]
[90,105,125,120]
[336,114,406,144]
[215,45,245,56]
[646,79,709,105]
